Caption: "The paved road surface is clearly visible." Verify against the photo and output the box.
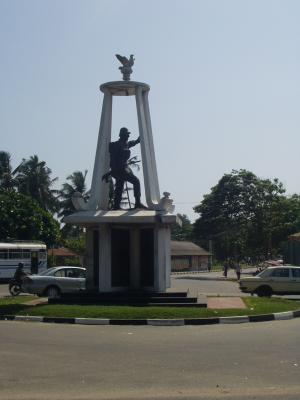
[0,319,300,399]
[171,274,247,296]
[2,268,299,299]
[0,269,248,298]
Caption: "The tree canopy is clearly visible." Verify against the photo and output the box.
[58,170,89,237]
[15,155,59,212]
[193,169,300,261]
[0,190,60,246]
[58,170,88,219]
[0,151,18,191]
[171,214,193,241]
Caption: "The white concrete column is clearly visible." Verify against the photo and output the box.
[85,228,94,290]
[98,224,111,292]
[153,226,171,292]
[164,227,171,289]
[135,87,160,208]
[87,90,113,210]
[142,90,160,201]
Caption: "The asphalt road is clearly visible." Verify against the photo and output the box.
[0,319,300,399]
[2,268,299,300]
[0,269,246,298]
[170,274,247,296]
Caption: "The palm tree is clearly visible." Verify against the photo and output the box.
[58,170,89,219]
[58,170,89,237]
[15,155,59,212]
[0,151,18,191]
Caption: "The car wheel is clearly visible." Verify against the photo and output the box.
[46,286,60,299]
[256,285,272,297]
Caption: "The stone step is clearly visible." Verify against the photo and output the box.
[59,290,189,298]
[49,296,198,305]
[49,299,207,308]
[48,290,207,307]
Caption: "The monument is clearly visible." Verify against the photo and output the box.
[64,55,179,293]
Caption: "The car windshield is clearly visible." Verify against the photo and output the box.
[257,269,271,278]
[39,267,86,277]
[39,267,57,276]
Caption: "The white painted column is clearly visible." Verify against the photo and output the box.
[143,90,160,201]
[154,227,163,292]
[87,90,113,210]
[98,224,111,292]
[85,228,95,290]
[135,86,160,208]
[164,227,171,289]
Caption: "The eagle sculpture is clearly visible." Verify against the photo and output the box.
[115,54,135,67]
[115,54,135,81]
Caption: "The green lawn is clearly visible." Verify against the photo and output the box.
[0,296,299,319]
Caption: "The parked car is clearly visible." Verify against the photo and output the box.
[22,266,86,298]
[239,266,300,297]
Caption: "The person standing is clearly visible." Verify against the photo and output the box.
[207,261,212,272]
[223,260,228,278]
[235,262,241,280]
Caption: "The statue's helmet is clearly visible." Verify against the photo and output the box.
[119,127,130,138]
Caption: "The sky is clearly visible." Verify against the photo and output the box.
[0,0,299,221]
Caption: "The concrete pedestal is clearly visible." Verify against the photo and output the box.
[65,210,178,293]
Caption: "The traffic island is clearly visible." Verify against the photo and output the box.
[1,310,300,326]
[0,296,300,325]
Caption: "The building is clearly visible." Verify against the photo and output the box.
[47,247,81,267]
[171,241,211,272]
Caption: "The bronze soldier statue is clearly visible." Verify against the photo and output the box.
[109,127,146,210]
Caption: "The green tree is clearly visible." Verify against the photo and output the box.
[256,194,300,253]
[63,234,86,258]
[0,151,18,191]
[15,155,59,212]
[0,190,60,246]
[58,170,89,237]
[193,169,300,260]
[171,214,193,241]
[59,170,88,217]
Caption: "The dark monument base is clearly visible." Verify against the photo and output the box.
[111,227,154,288]
[65,210,178,294]
[85,223,166,292]
[49,290,207,307]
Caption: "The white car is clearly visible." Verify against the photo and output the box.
[239,266,300,297]
[22,266,86,298]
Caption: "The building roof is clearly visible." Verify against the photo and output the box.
[288,232,300,242]
[171,241,211,256]
[47,247,78,257]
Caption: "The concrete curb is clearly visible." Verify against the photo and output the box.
[1,310,300,326]
[219,316,249,324]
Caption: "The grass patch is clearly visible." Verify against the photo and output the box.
[0,296,299,319]
[0,295,37,315]
[0,295,36,305]
[243,297,300,314]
